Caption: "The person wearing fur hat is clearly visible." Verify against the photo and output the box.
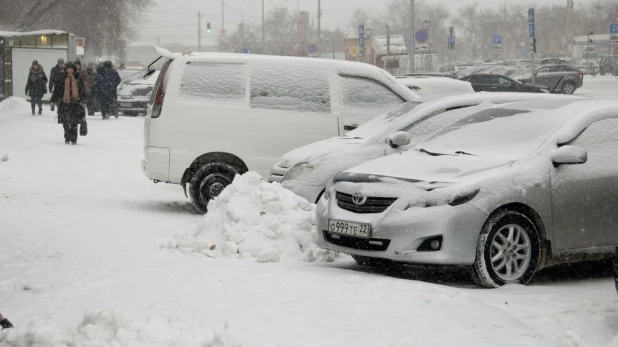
[52,62,86,145]
[25,60,48,116]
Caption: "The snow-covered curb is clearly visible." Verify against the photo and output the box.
[166,172,337,263]
[0,309,248,347]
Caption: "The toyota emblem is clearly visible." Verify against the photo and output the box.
[352,192,367,206]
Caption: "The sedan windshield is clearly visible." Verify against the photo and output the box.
[415,100,579,160]
[343,101,421,139]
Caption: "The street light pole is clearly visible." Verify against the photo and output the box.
[409,0,415,73]
[262,0,265,53]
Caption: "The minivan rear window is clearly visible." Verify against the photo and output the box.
[180,63,247,103]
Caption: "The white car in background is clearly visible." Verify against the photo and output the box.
[117,71,160,117]
[268,93,579,203]
[395,76,474,97]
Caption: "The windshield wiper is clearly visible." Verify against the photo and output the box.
[418,148,446,156]
[454,151,479,156]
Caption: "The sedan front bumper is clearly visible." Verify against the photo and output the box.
[316,197,489,266]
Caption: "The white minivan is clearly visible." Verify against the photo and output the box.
[142,47,419,212]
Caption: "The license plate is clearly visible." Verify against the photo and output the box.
[328,219,371,238]
[120,102,132,108]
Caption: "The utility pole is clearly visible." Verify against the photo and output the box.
[198,12,202,52]
[222,0,225,30]
[318,0,321,57]
[409,0,415,73]
[262,0,265,53]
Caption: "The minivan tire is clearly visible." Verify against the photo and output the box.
[470,210,541,288]
[562,82,576,95]
[188,162,240,214]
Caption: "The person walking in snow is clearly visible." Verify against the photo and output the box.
[0,312,13,329]
[93,61,120,120]
[81,63,97,115]
[48,58,65,112]
[53,62,86,145]
[25,60,48,116]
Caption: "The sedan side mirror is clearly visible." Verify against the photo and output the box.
[387,131,412,149]
[552,146,588,167]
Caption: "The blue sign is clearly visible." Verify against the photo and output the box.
[240,48,251,54]
[359,24,365,49]
[610,24,618,35]
[528,8,536,39]
[449,36,456,44]
[308,43,318,54]
[520,47,526,56]
[493,35,502,45]
[415,30,429,44]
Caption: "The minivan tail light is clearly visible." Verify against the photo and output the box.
[151,59,172,118]
[577,71,584,80]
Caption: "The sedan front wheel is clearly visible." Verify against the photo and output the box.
[470,210,541,288]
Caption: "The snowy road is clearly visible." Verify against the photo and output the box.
[0,85,617,346]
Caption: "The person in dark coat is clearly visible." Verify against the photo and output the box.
[94,61,121,120]
[52,62,86,145]
[25,60,48,116]
[82,63,97,115]
[48,58,65,111]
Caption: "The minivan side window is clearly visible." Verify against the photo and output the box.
[340,76,404,120]
[180,63,246,103]
[250,62,331,113]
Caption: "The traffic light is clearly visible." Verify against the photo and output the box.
[207,22,211,34]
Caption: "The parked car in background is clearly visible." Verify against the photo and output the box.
[396,76,474,97]
[539,58,562,65]
[316,98,618,288]
[599,56,618,75]
[576,61,599,75]
[514,65,583,94]
[270,93,578,203]
[404,72,458,79]
[118,71,160,117]
[143,47,419,213]
[460,74,549,93]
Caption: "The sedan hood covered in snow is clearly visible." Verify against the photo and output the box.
[277,136,366,168]
[342,151,513,184]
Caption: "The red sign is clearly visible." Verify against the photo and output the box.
[75,37,85,47]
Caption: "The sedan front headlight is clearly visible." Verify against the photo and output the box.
[406,188,479,210]
[282,162,313,182]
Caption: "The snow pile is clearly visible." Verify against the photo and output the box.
[1,154,8,162]
[0,309,248,347]
[0,97,29,113]
[167,172,336,263]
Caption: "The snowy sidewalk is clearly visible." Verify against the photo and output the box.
[0,99,617,347]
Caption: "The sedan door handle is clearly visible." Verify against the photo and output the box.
[344,125,358,131]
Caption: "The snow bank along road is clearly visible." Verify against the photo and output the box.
[0,93,617,346]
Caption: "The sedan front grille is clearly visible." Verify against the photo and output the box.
[323,231,390,251]
[336,192,397,214]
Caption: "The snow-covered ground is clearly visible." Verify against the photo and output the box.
[576,75,618,98]
[1,78,617,346]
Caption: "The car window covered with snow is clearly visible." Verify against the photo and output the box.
[417,100,581,160]
[340,75,404,121]
[249,61,331,113]
[180,63,247,103]
[344,101,421,139]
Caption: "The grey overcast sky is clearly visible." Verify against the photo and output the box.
[134,0,592,46]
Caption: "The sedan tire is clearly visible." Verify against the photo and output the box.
[562,82,576,95]
[470,210,541,288]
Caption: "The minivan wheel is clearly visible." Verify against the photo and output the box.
[470,210,541,288]
[188,163,239,213]
[562,82,576,95]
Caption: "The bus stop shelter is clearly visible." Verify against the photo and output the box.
[0,30,77,101]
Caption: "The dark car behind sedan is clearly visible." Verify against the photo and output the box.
[459,74,549,93]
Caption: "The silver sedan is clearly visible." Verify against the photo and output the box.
[316,99,618,288]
